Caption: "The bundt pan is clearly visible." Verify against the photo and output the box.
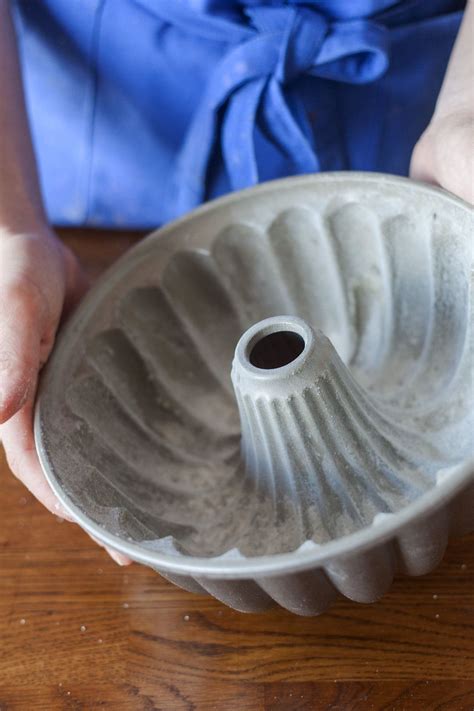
[35,173,474,615]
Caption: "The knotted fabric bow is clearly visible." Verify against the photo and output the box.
[136,1,390,218]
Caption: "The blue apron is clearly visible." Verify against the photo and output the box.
[12,0,465,227]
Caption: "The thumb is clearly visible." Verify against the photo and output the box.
[61,244,90,318]
[409,132,437,186]
[0,281,43,424]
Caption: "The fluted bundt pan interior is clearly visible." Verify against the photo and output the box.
[35,173,473,614]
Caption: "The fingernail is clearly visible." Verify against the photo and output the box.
[0,379,30,423]
[0,386,9,422]
[53,501,75,523]
[108,549,131,566]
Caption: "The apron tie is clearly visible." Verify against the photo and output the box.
[135,2,390,217]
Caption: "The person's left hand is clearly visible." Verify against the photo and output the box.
[410,110,474,204]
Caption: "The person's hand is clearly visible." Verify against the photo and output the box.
[0,226,131,565]
[0,226,86,509]
[410,111,473,205]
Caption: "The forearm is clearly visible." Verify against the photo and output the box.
[0,0,47,233]
[432,0,473,121]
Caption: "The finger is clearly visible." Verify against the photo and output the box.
[0,281,42,423]
[106,548,132,566]
[409,134,437,186]
[87,532,133,566]
[0,395,73,520]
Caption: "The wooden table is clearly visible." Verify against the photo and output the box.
[1,230,473,711]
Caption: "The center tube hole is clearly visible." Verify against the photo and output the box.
[249,330,305,370]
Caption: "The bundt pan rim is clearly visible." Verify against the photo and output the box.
[34,171,474,581]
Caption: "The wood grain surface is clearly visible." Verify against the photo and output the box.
[0,229,473,711]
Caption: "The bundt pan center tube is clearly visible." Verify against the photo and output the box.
[34,172,474,615]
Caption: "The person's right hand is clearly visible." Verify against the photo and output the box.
[0,226,88,511]
[0,227,131,565]
[0,226,132,565]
